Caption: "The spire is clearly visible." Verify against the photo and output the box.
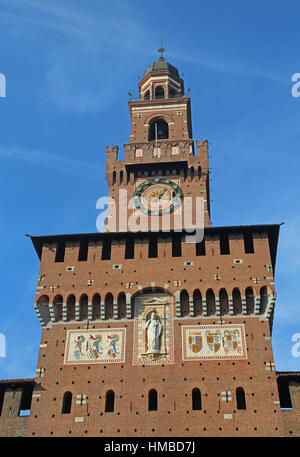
[158,37,165,62]
[158,47,166,62]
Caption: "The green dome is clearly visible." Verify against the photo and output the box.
[143,58,179,79]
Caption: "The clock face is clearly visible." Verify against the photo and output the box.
[133,177,183,215]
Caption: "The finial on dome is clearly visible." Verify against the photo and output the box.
[158,37,165,61]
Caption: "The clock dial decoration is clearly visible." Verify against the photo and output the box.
[133,177,183,215]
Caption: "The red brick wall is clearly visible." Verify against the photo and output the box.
[26,231,286,437]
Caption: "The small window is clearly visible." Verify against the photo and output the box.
[192,388,202,410]
[236,387,246,410]
[62,392,72,414]
[105,390,115,412]
[155,86,164,99]
[144,90,150,100]
[169,87,177,98]
[148,389,158,411]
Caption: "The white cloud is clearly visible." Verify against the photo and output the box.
[0,145,103,177]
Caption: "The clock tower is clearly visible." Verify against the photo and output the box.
[24,50,287,438]
[105,49,211,234]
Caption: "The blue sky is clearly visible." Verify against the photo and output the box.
[0,0,299,378]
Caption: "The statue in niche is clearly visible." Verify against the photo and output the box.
[145,311,162,354]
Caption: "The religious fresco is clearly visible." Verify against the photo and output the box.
[132,294,174,365]
[182,324,247,361]
[64,328,126,365]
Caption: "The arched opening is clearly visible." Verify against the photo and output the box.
[36,295,50,324]
[232,288,242,315]
[117,293,126,319]
[105,293,114,320]
[180,290,190,317]
[190,166,194,181]
[105,390,115,412]
[192,388,202,410]
[62,391,72,414]
[66,294,76,321]
[245,287,255,314]
[197,166,201,180]
[236,387,246,410]
[206,289,216,316]
[112,171,116,186]
[154,86,164,99]
[193,289,202,316]
[53,295,63,321]
[144,90,150,100]
[79,294,88,320]
[148,389,158,411]
[92,293,101,320]
[169,86,177,98]
[219,288,229,315]
[120,170,123,185]
[260,286,269,314]
[149,118,168,141]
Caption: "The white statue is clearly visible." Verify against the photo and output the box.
[145,311,162,353]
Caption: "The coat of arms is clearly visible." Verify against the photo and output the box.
[223,330,241,354]
[188,333,203,353]
[206,330,221,354]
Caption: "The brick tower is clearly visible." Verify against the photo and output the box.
[26,50,285,437]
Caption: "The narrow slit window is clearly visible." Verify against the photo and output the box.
[220,233,230,255]
[148,237,158,258]
[78,239,89,261]
[196,239,206,256]
[244,231,254,254]
[172,234,182,257]
[148,389,158,411]
[125,237,134,259]
[105,390,115,412]
[102,238,111,260]
[55,241,65,263]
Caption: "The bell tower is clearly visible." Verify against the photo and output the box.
[24,49,287,439]
[105,49,211,233]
